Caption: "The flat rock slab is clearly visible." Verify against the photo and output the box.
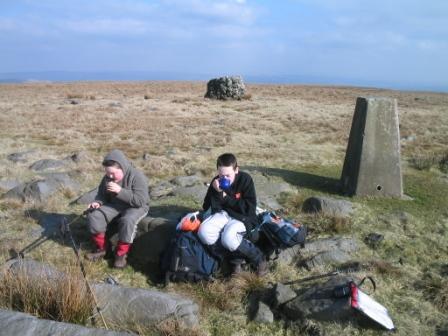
[274,237,359,267]
[0,309,133,336]
[170,175,203,188]
[303,250,353,269]
[300,237,359,269]
[302,196,353,218]
[171,184,207,203]
[93,283,199,327]
[30,159,67,172]
[304,237,358,255]
[248,170,296,210]
[149,181,176,199]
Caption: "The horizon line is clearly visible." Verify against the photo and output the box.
[0,70,447,94]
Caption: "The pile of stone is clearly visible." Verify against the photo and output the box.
[204,76,246,100]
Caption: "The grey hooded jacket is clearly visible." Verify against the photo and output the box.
[95,149,150,210]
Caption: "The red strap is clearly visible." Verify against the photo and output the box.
[350,282,359,308]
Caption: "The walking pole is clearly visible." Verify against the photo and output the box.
[6,234,52,261]
[282,271,340,285]
[61,215,109,330]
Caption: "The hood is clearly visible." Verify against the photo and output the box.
[103,149,131,175]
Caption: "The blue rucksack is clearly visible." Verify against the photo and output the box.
[161,231,218,284]
[254,211,307,258]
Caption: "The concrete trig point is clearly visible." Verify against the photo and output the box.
[341,97,403,197]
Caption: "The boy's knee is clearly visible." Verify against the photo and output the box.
[221,221,245,251]
[197,225,215,245]
[221,234,241,252]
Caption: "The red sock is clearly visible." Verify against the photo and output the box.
[92,233,106,250]
[116,241,131,256]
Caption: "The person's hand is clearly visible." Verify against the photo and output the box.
[212,179,227,197]
[106,181,122,194]
[88,201,101,209]
[212,178,221,192]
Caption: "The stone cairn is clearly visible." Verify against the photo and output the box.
[204,76,246,100]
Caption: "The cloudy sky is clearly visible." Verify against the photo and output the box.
[1,0,447,91]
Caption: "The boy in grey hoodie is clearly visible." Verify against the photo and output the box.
[85,149,149,268]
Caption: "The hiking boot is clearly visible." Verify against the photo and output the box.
[229,258,245,276]
[256,258,268,277]
[85,249,106,262]
[232,262,244,275]
[113,254,127,269]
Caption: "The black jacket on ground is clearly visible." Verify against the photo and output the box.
[203,171,258,232]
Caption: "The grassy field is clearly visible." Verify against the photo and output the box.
[0,81,447,335]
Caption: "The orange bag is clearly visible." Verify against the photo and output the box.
[177,212,202,232]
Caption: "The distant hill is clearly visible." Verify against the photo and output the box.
[0,71,446,93]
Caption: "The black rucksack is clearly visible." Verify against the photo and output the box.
[160,231,218,284]
[254,211,307,258]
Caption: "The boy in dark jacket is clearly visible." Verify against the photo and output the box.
[85,149,149,268]
[198,153,267,276]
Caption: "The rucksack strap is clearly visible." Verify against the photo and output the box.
[333,276,376,298]
[357,276,376,294]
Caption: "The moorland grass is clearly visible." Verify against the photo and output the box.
[1,82,447,335]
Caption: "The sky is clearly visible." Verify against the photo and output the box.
[0,0,447,91]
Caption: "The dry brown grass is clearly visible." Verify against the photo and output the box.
[154,318,207,336]
[170,272,268,313]
[2,81,446,181]
[300,213,352,235]
[0,266,94,324]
